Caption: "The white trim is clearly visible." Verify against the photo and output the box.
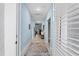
[19,4,22,56]
[17,3,22,56]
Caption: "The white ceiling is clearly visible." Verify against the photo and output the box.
[27,3,51,22]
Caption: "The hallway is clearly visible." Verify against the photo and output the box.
[19,3,53,56]
[24,34,50,56]
[17,3,79,56]
[0,3,79,56]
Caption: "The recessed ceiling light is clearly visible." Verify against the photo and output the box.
[36,21,41,23]
[36,8,41,11]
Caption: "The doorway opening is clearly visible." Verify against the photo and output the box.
[48,18,51,46]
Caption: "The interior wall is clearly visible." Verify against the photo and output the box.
[44,4,55,49]
[21,4,32,52]
[43,4,57,56]
[0,3,4,56]
[48,4,58,55]
[44,9,50,43]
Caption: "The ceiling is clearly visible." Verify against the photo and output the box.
[26,3,51,22]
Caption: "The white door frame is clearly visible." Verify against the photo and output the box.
[16,3,22,56]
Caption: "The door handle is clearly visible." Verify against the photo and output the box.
[15,41,17,45]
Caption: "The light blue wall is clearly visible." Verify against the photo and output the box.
[21,4,32,50]
[44,7,52,43]
[44,4,56,48]
[50,4,56,48]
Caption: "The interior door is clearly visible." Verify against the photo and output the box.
[48,18,51,46]
[4,3,17,56]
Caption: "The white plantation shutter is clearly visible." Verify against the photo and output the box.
[67,4,79,56]
[55,4,79,56]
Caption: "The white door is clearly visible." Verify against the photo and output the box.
[4,3,17,56]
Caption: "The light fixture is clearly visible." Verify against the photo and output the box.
[36,7,41,12]
[36,21,41,23]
